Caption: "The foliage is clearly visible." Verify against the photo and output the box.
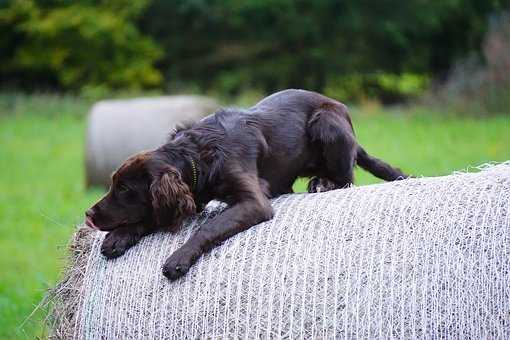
[0,0,508,100]
[140,0,506,102]
[324,73,430,103]
[0,0,162,92]
[429,11,510,114]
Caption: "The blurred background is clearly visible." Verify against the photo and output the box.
[1,0,509,338]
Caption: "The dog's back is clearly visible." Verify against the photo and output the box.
[188,89,405,195]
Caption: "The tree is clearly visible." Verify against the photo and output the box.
[0,0,162,91]
[139,0,506,101]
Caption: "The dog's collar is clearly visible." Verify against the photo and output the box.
[189,157,198,191]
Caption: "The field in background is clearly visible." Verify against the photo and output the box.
[1,94,509,338]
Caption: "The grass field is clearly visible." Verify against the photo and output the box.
[1,94,509,338]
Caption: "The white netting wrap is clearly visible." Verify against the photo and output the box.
[51,163,510,339]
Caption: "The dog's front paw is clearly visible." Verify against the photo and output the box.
[162,247,202,281]
[101,229,140,259]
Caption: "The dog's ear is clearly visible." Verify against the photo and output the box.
[150,166,196,229]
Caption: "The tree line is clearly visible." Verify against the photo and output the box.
[0,0,506,102]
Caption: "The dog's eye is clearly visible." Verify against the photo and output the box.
[118,184,130,194]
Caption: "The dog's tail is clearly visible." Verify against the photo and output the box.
[356,146,408,181]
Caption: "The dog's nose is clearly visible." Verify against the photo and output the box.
[85,209,98,230]
[85,208,94,218]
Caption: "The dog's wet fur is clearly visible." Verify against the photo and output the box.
[86,89,408,280]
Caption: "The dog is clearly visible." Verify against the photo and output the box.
[85,89,408,280]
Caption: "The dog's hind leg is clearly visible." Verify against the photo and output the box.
[307,103,357,192]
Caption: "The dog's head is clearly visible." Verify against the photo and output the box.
[85,151,196,232]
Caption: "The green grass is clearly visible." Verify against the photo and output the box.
[350,106,510,183]
[0,94,509,338]
[0,94,101,338]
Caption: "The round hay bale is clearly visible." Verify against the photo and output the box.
[85,96,219,188]
[49,163,510,339]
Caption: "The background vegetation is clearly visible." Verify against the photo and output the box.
[1,0,508,105]
[1,0,509,338]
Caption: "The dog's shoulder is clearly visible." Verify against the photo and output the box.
[198,107,250,131]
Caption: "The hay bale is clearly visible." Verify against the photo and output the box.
[49,163,510,338]
[85,96,219,187]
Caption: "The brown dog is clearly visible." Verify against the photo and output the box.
[85,89,408,280]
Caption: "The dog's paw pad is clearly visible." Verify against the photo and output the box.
[162,248,201,281]
[162,263,190,281]
[307,177,322,193]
